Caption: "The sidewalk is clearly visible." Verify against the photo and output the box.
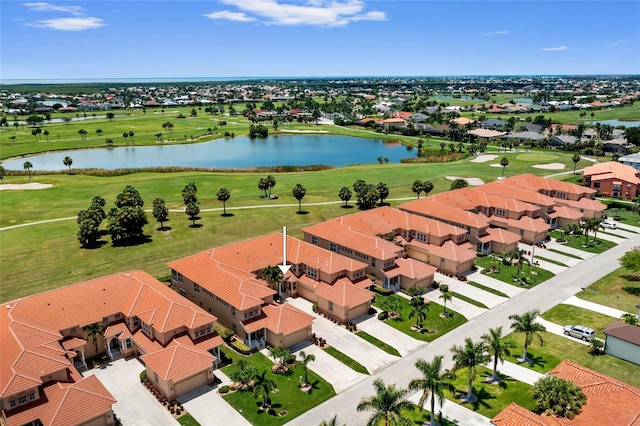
[562,295,632,316]
[407,392,493,426]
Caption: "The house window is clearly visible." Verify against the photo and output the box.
[557,192,566,199]
[439,259,445,268]
[328,301,333,312]
[311,236,318,245]
[307,268,317,279]
[232,324,237,333]
[133,316,139,327]
[115,313,121,319]
[179,288,186,296]
[371,258,376,267]
[194,283,200,293]
[125,338,132,349]
[18,396,27,404]
[10,400,16,408]
[102,316,109,323]
[172,270,183,282]
[330,242,337,252]
[495,209,506,217]
[141,322,151,336]
[417,233,426,242]
[154,373,159,383]
[29,393,36,401]
[593,182,600,189]
[231,307,236,318]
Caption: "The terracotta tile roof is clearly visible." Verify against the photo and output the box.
[141,344,215,382]
[493,360,640,426]
[584,161,640,185]
[4,376,116,426]
[60,337,87,350]
[103,322,132,340]
[392,258,437,279]
[432,187,539,215]
[555,197,607,214]
[315,283,373,308]
[131,329,165,355]
[480,180,556,207]
[241,314,269,334]
[604,321,640,345]
[262,303,315,335]
[452,117,475,125]
[303,220,401,260]
[399,199,490,229]
[295,274,332,292]
[492,216,549,233]
[427,240,477,263]
[468,128,506,138]
[502,174,596,198]
[170,332,224,353]
[485,228,522,244]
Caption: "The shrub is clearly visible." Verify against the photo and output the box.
[139,370,147,382]
[405,286,427,296]
[219,385,230,394]
[372,286,393,296]
[440,284,449,293]
[312,303,318,312]
[378,311,389,320]
[176,113,186,119]
[218,327,235,342]
[230,339,252,355]
[368,307,377,315]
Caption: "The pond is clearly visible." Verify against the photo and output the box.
[2,134,415,170]
[586,119,640,128]
[511,97,533,103]
[432,95,485,101]
[14,114,126,125]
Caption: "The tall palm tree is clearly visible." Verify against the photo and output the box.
[508,310,546,362]
[439,291,453,317]
[63,156,73,174]
[423,180,434,198]
[319,415,344,426]
[356,378,412,426]
[339,186,352,207]
[500,157,509,178]
[412,180,424,199]
[481,326,515,383]
[408,355,455,426]
[23,161,34,178]
[450,337,490,402]
[261,265,284,297]
[292,183,306,213]
[572,153,581,174]
[128,130,134,143]
[408,298,429,330]
[299,350,315,386]
[253,370,277,410]
[85,322,103,353]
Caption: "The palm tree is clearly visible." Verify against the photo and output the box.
[508,310,546,362]
[122,132,129,144]
[356,378,412,426]
[299,350,316,386]
[481,326,515,383]
[292,183,306,213]
[450,337,490,403]
[216,187,231,215]
[23,161,33,178]
[412,180,424,199]
[408,297,429,330]
[572,153,581,174]
[261,265,284,297]
[409,355,455,426]
[339,186,352,207]
[63,156,73,174]
[78,128,88,140]
[532,375,586,419]
[500,157,509,178]
[439,291,453,317]
[128,130,134,143]
[43,129,49,141]
[423,180,434,197]
[253,370,277,410]
[85,322,103,353]
[319,415,344,426]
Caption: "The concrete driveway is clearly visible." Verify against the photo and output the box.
[535,317,590,346]
[84,358,178,426]
[519,242,583,267]
[464,271,526,298]
[435,273,508,308]
[178,381,250,426]
[354,312,426,356]
[286,298,398,373]
[424,288,487,320]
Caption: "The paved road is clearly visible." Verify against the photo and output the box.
[286,231,640,426]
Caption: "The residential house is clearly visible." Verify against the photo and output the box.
[502,131,546,143]
[517,122,544,133]
[583,161,640,199]
[602,138,632,155]
[467,128,506,141]
[492,360,640,426]
[481,119,506,129]
[548,134,577,148]
[603,321,640,365]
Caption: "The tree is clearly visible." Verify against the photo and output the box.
[619,246,640,272]
[408,297,429,330]
[116,185,144,208]
[356,378,412,426]
[77,128,88,140]
[624,127,640,146]
[258,177,270,198]
[439,291,453,317]
[0,165,4,181]
[186,201,200,226]
[229,358,258,390]
[412,180,424,199]
[380,295,403,318]
[481,326,515,383]
[319,415,344,426]
[128,130,134,143]
[152,197,169,230]
[43,129,49,141]
[450,179,468,190]
[339,186,352,207]
[423,180,434,197]
[292,183,306,213]
[106,112,115,121]
[268,345,290,372]
[216,187,231,215]
[357,183,379,210]
[299,350,316,386]
[122,132,129,144]
[182,182,197,205]
[500,156,509,178]
[261,265,284,297]
[85,322,103,353]
[63,156,73,173]
[266,175,276,198]
[108,186,147,244]
[621,313,639,326]
[23,161,33,178]
[450,337,490,402]
[353,179,367,194]
[408,355,455,426]
[532,376,586,419]
[377,182,389,205]
[253,370,277,410]
[77,211,101,247]
[508,310,546,362]
[572,154,581,174]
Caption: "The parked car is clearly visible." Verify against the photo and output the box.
[563,325,595,341]
[600,220,617,230]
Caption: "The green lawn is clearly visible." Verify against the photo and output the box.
[220,351,335,426]
[547,248,583,259]
[355,331,401,357]
[534,256,568,267]
[502,332,640,388]
[323,346,369,375]
[449,291,489,309]
[442,366,536,419]
[466,281,509,298]
[550,230,616,254]
[474,256,554,288]
[541,304,619,339]
[576,267,639,312]
[373,294,467,342]
[400,405,458,426]
[176,414,201,426]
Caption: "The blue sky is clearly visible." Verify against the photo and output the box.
[2,1,638,80]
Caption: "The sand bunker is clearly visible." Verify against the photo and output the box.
[0,182,53,190]
[532,163,565,170]
[471,154,498,163]
[279,130,329,134]
[489,164,504,168]
[445,176,485,186]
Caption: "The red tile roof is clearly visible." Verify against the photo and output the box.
[399,199,490,229]
[315,282,373,308]
[141,344,215,382]
[584,162,640,185]
[392,258,438,279]
[261,303,315,335]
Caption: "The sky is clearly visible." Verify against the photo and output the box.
[1,0,639,80]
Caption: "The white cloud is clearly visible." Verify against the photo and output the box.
[23,2,83,15]
[27,17,105,31]
[610,40,627,47]
[203,10,256,22]
[207,0,386,27]
[542,45,568,51]
[484,30,508,36]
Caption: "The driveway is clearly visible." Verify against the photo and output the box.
[286,298,398,373]
[519,242,583,267]
[424,288,487,320]
[435,273,508,309]
[544,240,596,260]
[562,295,632,316]
[354,312,426,356]
[84,358,178,426]
[407,392,493,426]
[464,271,526,298]
[178,379,250,426]
[535,317,589,346]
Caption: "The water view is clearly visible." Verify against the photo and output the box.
[586,119,640,127]
[2,135,412,170]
